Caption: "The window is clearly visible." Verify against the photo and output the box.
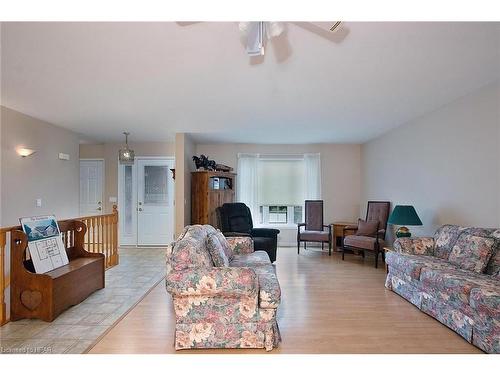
[238,153,321,227]
[269,206,287,223]
[259,205,303,225]
[257,157,304,225]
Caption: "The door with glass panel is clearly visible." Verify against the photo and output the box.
[137,159,174,246]
[118,157,174,246]
[118,163,138,245]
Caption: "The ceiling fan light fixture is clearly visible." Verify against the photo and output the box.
[245,22,265,56]
[119,132,135,165]
[266,22,284,38]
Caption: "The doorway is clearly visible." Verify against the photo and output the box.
[118,157,175,246]
[80,159,104,216]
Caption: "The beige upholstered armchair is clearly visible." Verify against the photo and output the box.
[297,200,332,256]
[342,201,391,268]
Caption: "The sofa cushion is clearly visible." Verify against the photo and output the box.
[469,286,500,314]
[420,268,496,306]
[214,231,234,260]
[393,237,435,256]
[206,233,229,267]
[484,229,500,278]
[448,233,495,273]
[229,251,271,267]
[253,265,281,308]
[226,236,254,255]
[356,219,378,236]
[203,224,218,235]
[434,224,463,259]
[170,230,214,271]
[344,235,384,251]
[385,252,457,280]
[183,224,210,240]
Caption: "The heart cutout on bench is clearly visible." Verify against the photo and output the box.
[21,290,42,311]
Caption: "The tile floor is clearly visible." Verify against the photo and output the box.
[0,247,166,354]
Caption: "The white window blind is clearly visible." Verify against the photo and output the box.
[258,159,304,206]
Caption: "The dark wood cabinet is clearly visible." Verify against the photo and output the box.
[191,171,236,228]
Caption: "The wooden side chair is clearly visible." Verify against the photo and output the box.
[342,201,390,268]
[297,200,332,256]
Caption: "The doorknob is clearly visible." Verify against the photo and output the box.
[138,208,143,211]
[97,201,102,205]
[97,207,102,211]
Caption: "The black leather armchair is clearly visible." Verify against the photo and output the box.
[216,203,280,262]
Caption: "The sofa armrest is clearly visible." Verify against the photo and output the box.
[166,267,258,297]
[223,231,251,237]
[251,228,280,238]
[393,237,435,256]
[226,236,254,254]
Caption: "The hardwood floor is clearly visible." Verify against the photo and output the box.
[88,247,481,354]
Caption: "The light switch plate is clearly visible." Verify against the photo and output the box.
[58,153,70,160]
[36,198,42,207]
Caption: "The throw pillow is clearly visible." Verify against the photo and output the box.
[215,230,234,260]
[433,224,463,259]
[206,233,230,267]
[448,233,495,273]
[356,219,378,236]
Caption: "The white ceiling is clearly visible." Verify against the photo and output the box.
[1,22,499,144]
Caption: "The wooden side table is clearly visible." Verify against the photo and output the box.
[331,222,357,252]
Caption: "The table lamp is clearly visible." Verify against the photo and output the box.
[387,205,422,238]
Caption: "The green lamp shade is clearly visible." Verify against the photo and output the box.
[388,205,423,226]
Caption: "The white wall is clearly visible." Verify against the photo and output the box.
[1,106,80,226]
[79,142,175,214]
[195,143,361,245]
[174,133,195,237]
[361,82,500,243]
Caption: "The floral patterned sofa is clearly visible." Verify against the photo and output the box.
[385,225,500,353]
[165,224,281,351]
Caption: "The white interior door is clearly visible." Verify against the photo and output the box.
[80,160,104,216]
[137,159,174,246]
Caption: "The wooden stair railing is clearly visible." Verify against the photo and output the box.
[0,205,119,326]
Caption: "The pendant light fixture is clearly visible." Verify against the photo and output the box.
[119,132,135,165]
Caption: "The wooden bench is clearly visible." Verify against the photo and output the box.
[10,220,105,322]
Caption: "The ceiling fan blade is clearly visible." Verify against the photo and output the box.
[292,22,349,43]
[308,22,343,33]
[175,22,203,27]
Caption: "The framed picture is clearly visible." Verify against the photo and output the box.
[20,215,69,274]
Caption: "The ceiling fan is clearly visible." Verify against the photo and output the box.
[177,21,345,56]
[238,22,343,56]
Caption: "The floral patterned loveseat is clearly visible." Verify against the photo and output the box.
[166,224,281,351]
[385,225,500,353]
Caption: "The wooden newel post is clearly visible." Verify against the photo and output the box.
[0,232,7,326]
[112,205,119,266]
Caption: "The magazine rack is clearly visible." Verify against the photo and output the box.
[10,220,105,322]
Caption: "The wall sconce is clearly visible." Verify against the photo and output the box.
[17,148,36,157]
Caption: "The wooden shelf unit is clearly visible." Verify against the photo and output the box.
[191,171,236,228]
